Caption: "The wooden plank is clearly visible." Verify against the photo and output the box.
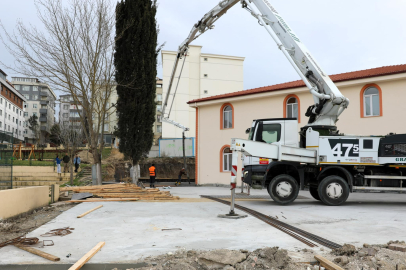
[68,198,139,202]
[77,205,103,218]
[68,242,105,270]
[314,255,345,270]
[15,245,60,262]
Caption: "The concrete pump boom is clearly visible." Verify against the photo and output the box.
[163,0,350,128]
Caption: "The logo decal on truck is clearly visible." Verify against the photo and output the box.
[328,139,359,157]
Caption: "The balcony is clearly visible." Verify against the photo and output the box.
[40,100,49,105]
[39,117,47,122]
[39,109,47,114]
[40,92,48,97]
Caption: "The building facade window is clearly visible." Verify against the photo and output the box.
[23,94,30,99]
[157,115,162,122]
[33,104,37,109]
[157,105,162,112]
[283,94,300,123]
[362,84,382,117]
[63,113,68,118]
[104,123,109,131]
[157,94,162,101]
[220,103,234,130]
[24,112,28,117]
[220,145,232,172]
[157,125,162,133]
[33,112,37,117]
[63,104,69,110]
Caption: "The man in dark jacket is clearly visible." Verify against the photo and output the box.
[63,153,70,173]
[176,168,186,186]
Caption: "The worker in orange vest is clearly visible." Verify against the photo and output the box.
[149,164,156,188]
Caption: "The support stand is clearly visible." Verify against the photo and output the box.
[218,151,247,219]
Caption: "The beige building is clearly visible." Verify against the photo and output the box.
[161,45,244,139]
[154,78,163,145]
[189,64,406,186]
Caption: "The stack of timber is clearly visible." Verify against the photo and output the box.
[61,184,179,202]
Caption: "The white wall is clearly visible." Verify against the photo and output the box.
[161,45,244,139]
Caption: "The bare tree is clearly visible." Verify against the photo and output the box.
[0,0,117,184]
[58,122,85,185]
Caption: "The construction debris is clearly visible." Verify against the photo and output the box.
[71,193,93,200]
[0,236,39,248]
[62,184,179,201]
[314,255,345,270]
[77,205,103,218]
[15,244,60,262]
[68,241,105,270]
[41,227,74,237]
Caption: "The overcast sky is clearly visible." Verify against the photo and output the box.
[1,0,406,93]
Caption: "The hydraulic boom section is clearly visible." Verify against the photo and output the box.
[162,0,240,118]
[163,0,350,128]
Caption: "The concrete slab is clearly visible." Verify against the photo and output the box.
[1,186,405,265]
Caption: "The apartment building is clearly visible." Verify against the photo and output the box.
[11,77,56,144]
[59,94,84,131]
[0,69,27,142]
[161,45,244,139]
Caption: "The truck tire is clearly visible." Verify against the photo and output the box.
[309,187,321,201]
[268,174,299,205]
[318,175,349,206]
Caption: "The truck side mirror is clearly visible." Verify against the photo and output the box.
[245,128,251,134]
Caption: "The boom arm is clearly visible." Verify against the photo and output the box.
[163,0,350,127]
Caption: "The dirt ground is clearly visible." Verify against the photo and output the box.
[108,243,406,270]
[0,203,76,244]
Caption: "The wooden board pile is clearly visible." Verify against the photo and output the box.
[61,184,179,202]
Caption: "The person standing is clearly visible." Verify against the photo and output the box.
[149,164,156,188]
[74,154,81,173]
[63,153,70,174]
[55,155,61,177]
[176,168,186,186]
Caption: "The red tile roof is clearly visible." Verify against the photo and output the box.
[187,64,406,104]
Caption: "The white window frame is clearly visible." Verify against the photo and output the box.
[222,147,232,172]
[286,97,298,119]
[223,106,232,129]
[363,87,380,117]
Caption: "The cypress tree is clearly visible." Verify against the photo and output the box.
[114,0,158,182]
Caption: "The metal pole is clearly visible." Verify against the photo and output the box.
[182,131,190,185]
[229,150,238,215]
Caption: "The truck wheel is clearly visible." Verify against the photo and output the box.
[309,187,321,201]
[268,174,299,205]
[318,175,349,206]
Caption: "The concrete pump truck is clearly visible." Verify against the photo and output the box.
[163,0,406,206]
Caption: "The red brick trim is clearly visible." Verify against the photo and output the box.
[220,103,234,130]
[283,94,300,123]
[360,83,383,118]
[1,85,23,109]
[220,144,231,173]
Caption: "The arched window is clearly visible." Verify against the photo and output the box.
[221,103,233,129]
[286,97,298,118]
[363,86,380,117]
[283,94,300,122]
[222,147,232,172]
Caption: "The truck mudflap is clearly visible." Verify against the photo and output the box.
[263,161,305,190]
